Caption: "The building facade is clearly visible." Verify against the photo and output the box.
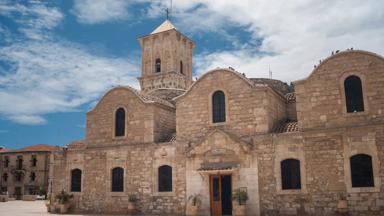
[51,20,384,215]
[0,144,59,199]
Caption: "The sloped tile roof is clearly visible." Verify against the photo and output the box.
[197,161,240,171]
[273,122,299,133]
[147,88,186,105]
[285,92,296,103]
[157,133,176,143]
[126,86,175,108]
[250,78,290,95]
[1,144,60,153]
[66,140,86,150]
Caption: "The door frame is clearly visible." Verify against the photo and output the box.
[209,174,232,216]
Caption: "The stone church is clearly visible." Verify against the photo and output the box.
[51,19,384,216]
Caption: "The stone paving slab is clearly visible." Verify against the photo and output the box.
[0,201,83,216]
[0,200,173,216]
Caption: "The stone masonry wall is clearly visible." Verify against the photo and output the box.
[86,87,165,146]
[287,102,297,121]
[176,69,282,144]
[256,124,384,216]
[139,29,193,92]
[266,90,287,131]
[52,143,186,215]
[295,51,384,130]
[154,105,176,143]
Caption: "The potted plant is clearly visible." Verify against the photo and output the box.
[188,194,202,216]
[232,188,248,216]
[128,194,138,212]
[55,190,73,214]
[336,193,348,214]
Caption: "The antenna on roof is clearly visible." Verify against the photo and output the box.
[269,64,272,79]
[166,0,172,20]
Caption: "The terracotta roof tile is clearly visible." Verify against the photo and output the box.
[124,86,175,108]
[147,88,186,105]
[285,92,296,103]
[250,78,291,95]
[1,144,60,153]
[273,122,299,133]
[197,161,240,171]
[66,140,86,150]
[157,133,176,143]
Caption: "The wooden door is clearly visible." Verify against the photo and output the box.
[210,175,222,216]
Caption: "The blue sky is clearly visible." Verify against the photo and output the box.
[0,0,383,149]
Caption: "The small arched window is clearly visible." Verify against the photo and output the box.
[31,155,37,167]
[281,159,301,190]
[212,90,226,123]
[155,58,161,73]
[17,156,23,170]
[180,61,183,74]
[350,154,374,187]
[344,75,364,113]
[30,172,36,182]
[111,167,124,192]
[71,169,82,192]
[3,173,8,182]
[158,165,172,192]
[115,108,125,137]
[4,156,9,167]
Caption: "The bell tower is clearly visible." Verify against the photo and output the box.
[138,20,195,92]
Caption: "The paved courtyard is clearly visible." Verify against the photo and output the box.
[0,200,155,216]
[0,200,179,215]
[0,200,86,216]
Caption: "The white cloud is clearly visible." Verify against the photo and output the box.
[0,41,139,125]
[0,0,140,125]
[8,115,47,125]
[72,0,132,24]
[146,0,384,82]
[0,1,63,40]
[1,0,384,125]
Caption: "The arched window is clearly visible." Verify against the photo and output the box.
[4,156,9,167]
[158,165,172,192]
[71,169,82,192]
[281,159,301,189]
[111,167,124,192]
[155,58,161,73]
[31,155,37,167]
[30,172,36,182]
[3,173,7,182]
[180,61,183,74]
[350,154,374,187]
[17,156,23,170]
[212,90,226,123]
[115,108,125,137]
[344,75,364,113]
